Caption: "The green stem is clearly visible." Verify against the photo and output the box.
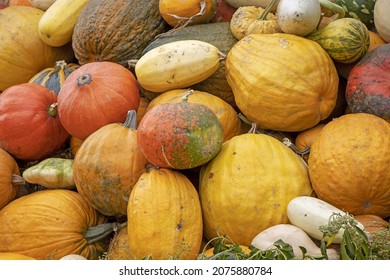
[122,110,137,129]
[258,0,279,20]
[85,221,127,244]
[48,103,58,117]
[319,0,345,19]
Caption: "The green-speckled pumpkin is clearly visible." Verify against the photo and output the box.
[137,98,224,169]
[306,17,370,64]
[335,0,376,30]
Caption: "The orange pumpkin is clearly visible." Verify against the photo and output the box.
[159,0,217,27]
[294,124,326,152]
[73,110,148,217]
[147,89,242,142]
[69,136,84,157]
[0,189,109,259]
[8,0,33,6]
[0,83,69,161]
[57,61,140,140]
[354,214,389,235]
[0,148,22,210]
[308,113,390,218]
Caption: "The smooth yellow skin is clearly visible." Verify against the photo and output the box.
[38,0,90,47]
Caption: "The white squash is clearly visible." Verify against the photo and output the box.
[134,40,224,92]
[374,0,390,43]
[251,224,339,259]
[287,196,364,244]
[276,0,321,36]
[60,254,87,260]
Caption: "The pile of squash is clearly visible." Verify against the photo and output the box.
[0,0,389,260]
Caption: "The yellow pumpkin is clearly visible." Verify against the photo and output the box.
[199,132,313,246]
[127,167,203,260]
[225,33,339,132]
[147,89,242,142]
[0,6,74,91]
[308,113,390,218]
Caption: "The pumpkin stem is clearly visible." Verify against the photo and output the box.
[48,103,58,117]
[12,174,25,186]
[54,60,67,72]
[319,0,345,19]
[127,59,138,69]
[181,89,194,102]
[282,137,311,155]
[77,73,92,87]
[85,221,127,244]
[258,0,279,21]
[122,110,137,129]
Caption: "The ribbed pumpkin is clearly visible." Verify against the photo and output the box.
[137,97,224,170]
[354,214,389,235]
[0,189,109,260]
[147,89,242,142]
[0,148,22,210]
[159,0,217,27]
[199,132,313,246]
[308,113,390,218]
[0,83,69,161]
[225,33,339,132]
[345,44,390,121]
[127,167,203,260]
[29,60,79,94]
[0,6,74,91]
[72,0,167,66]
[73,110,148,217]
[57,61,140,140]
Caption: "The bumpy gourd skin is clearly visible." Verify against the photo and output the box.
[72,0,168,66]
[308,113,390,218]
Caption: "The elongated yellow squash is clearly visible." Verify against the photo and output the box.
[38,0,90,47]
[135,40,224,92]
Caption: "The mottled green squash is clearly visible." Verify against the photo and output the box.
[72,0,168,66]
[335,0,376,30]
[306,17,370,63]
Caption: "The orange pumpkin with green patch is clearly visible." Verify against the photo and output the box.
[137,95,224,170]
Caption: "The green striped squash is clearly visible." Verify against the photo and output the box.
[335,0,376,30]
[29,60,79,94]
[306,18,370,64]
